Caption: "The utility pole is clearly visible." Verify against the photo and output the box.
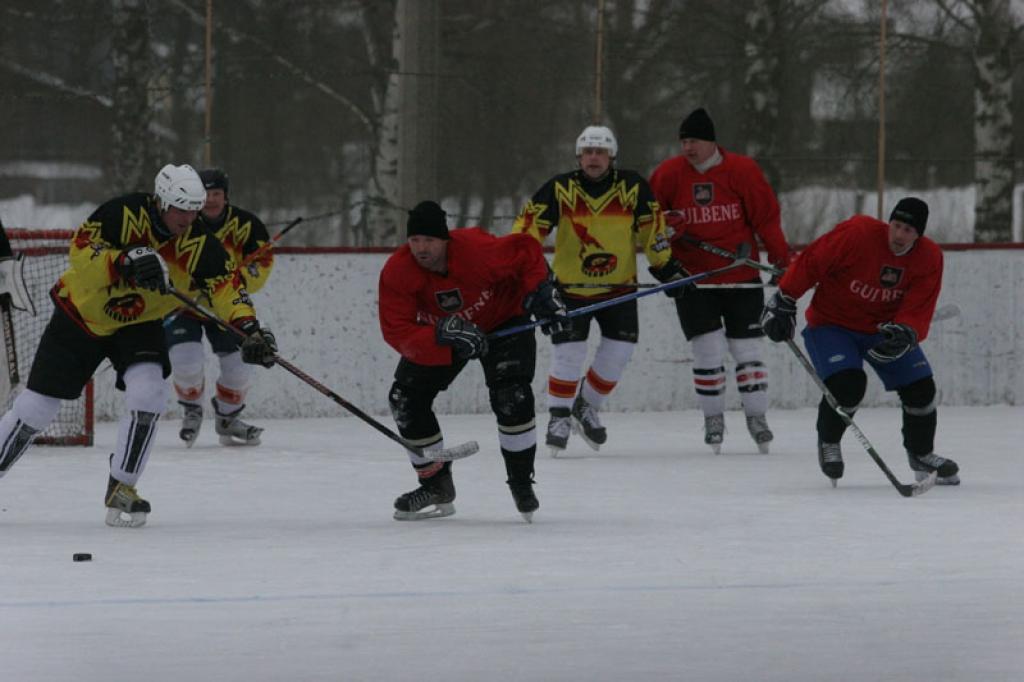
[397,0,439,212]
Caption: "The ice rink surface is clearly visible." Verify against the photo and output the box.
[1,406,1021,682]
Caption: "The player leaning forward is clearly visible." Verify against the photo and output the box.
[760,197,959,485]
[0,164,278,527]
[379,201,568,521]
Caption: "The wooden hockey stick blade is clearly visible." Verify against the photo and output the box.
[902,471,938,497]
[429,440,480,461]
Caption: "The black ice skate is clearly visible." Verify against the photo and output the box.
[745,414,773,454]
[545,407,571,457]
[212,398,263,446]
[179,401,203,448]
[818,440,844,487]
[704,414,725,454]
[394,461,456,520]
[908,452,960,485]
[507,479,539,523]
[105,475,151,528]
[571,395,606,451]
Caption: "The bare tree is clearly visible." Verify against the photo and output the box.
[110,0,153,193]
[935,0,1022,242]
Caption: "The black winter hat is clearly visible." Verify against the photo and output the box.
[889,197,929,235]
[199,168,229,194]
[407,200,450,240]
[678,108,716,141]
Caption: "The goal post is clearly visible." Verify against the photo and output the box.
[0,228,93,445]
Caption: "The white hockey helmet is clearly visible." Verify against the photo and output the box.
[154,163,206,212]
[575,125,618,158]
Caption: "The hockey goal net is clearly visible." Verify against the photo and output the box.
[0,229,93,445]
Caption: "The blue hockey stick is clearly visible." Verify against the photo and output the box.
[491,243,751,339]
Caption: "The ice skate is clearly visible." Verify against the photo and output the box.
[908,452,960,485]
[212,399,263,446]
[704,414,725,454]
[178,401,203,448]
[507,478,539,523]
[105,475,150,528]
[818,440,844,487]
[571,394,606,451]
[745,414,773,454]
[545,407,571,457]
[394,461,456,520]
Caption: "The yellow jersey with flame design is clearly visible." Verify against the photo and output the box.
[53,192,256,336]
[512,169,672,299]
[199,205,273,294]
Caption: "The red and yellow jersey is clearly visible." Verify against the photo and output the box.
[200,205,274,294]
[379,227,549,366]
[649,148,789,283]
[512,169,672,299]
[53,192,257,337]
[779,215,943,339]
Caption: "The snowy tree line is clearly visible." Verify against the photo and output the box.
[0,0,1022,244]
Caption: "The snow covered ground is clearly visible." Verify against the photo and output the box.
[1,407,1021,682]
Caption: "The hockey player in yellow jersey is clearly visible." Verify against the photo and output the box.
[165,168,275,447]
[513,125,687,455]
[0,164,278,527]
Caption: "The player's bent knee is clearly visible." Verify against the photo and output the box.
[489,382,535,425]
[898,376,936,413]
[123,362,169,414]
[824,369,867,408]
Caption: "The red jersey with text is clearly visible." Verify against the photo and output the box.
[512,169,672,300]
[778,215,943,340]
[379,227,550,366]
[648,148,789,283]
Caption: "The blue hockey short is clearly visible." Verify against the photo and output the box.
[164,313,241,355]
[801,324,932,391]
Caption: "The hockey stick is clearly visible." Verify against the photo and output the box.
[675,232,783,277]
[559,281,771,289]
[490,244,752,339]
[785,338,936,497]
[166,288,479,462]
[0,220,20,386]
[240,216,303,267]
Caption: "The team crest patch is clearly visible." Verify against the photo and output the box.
[104,293,146,323]
[693,183,713,206]
[879,265,904,289]
[435,288,463,312]
[581,253,618,278]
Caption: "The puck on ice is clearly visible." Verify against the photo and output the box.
[73,553,92,562]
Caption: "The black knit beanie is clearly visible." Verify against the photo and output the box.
[678,108,716,141]
[407,200,449,240]
[889,197,929,235]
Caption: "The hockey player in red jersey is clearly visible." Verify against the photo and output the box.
[649,107,790,454]
[514,125,682,455]
[760,197,959,486]
[379,201,568,521]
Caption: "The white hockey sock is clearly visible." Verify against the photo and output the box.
[0,389,61,476]
[579,337,635,409]
[691,329,727,416]
[169,341,205,405]
[547,340,588,410]
[111,363,167,486]
[728,337,769,416]
[214,350,252,413]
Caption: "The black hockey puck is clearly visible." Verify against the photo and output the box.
[72,553,92,562]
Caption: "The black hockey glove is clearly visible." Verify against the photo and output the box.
[523,279,570,335]
[236,319,278,368]
[867,322,917,364]
[648,258,693,298]
[118,246,169,293]
[436,315,488,360]
[760,291,798,342]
